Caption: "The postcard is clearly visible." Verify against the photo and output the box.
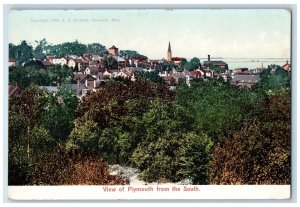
[7,8,291,200]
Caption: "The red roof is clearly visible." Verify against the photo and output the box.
[42,61,52,66]
[281,63,291,71]
[132,57,147,61]
[172,57,185,61]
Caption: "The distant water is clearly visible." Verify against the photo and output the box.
[198,58,291,70]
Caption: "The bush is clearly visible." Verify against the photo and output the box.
[209,89,291,184]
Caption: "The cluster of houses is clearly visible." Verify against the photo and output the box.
[9,42,292,99]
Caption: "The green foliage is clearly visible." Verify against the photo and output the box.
[176,133,213,184]
[132,131,213,184]
[213,66,226,73]
[70,79,174,164]
[9,40,33,65]
[155,60,175,72]
[183,57,201,71]
[119,50,147,59]
[131,100,212,184]
[86,43,108,56]
[67,115,100,154]
[9,64,73,89]
[103,55,118,70]
[209,89,291,184]
[255,65,291,92]
[134,71,162,84]
[33,39,46,60]
[9,85,78,185]
[23,60,45,69]
[47,40,87,57]
[40,82,78,141]
[176,79,259,140]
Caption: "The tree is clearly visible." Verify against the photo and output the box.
[255,65,291,92]
[9,43,17,60]
[33,45,45,60]
[46,40,87,57]
[175,79,259,140]
[69,79,174,164]
[86,43,108,56]
[9,87,55,185]
[102,55,118,70]
[134,71,162,84]
[213,66,226,74]
[184,57,201,71]
[23,59,45,69]
[41,81,78,141]
[209,89,291,184]
[47,65,74,85]
[11,86,51,160]
[131,100,213,184]
[10,41,33,65]
[9,66,35,89]
[119,50,147,59]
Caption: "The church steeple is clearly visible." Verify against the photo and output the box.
[167,41,172,61]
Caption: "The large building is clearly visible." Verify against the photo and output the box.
[167,41,172,62]
[108,45,119,56]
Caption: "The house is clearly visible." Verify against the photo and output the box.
[182,68,204,79]
[281,61,291,72]
[203,60,228,68]
[234,68,249,74]
[230,74,260,88]
[85,65,99,76]
[67,55,79,59]
[203,55,228,69]
[215,73,230,82]
[75,74,97,88]
[172,73,186,84]
[42,60,52,68]
[103,70,113,79]
[9,84,21,99]
[60,57,68,66]
[78,58,89,72]
[50,58,62,65]
[68,59,76,68]
[162,76,176,86]
[9,58,16,67]
[92,55,103,61]
[172,57,186,67]
[114,56,127,68]
[74,74,97,97]
[202,68,214,78]
[71,83,88,98]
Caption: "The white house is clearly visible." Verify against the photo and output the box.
[51,58,62,65]
[60,57,68,66]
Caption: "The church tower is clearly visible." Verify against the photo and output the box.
[167,41,172,62]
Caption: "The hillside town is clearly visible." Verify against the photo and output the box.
[8,41,291,99]
[8,39,291,187]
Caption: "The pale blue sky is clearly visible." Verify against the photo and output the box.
[9,9,291,59]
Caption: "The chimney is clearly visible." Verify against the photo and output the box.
[77,78,80,88]
[208,54,210,62]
